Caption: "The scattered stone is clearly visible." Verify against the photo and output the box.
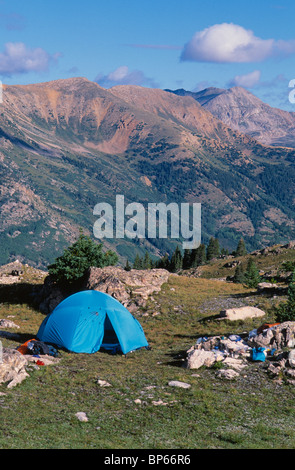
[168,380,191,389]
[217,369,239,380]
[75,412,88,422]
[0,319,20,329]
[222,357,247,371]
[152,400,169,406]
[97,379,112,387]
[134,399,142,404]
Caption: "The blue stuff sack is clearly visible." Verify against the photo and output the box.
[251,347,266,362]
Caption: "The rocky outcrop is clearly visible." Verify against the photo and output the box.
[248,322,295,350]
[38,267,170,314]
[0,260,47,285]
[85,266,170,309]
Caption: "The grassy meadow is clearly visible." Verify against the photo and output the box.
[1,272,295,450]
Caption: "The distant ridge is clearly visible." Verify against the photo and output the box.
[166,86,295,148]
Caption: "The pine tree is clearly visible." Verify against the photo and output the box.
[206,237,220,261]
[142,251,152,270]
[124,259,131,271]
[190,244,206,267]
[182,249,192,270]
[156,253,170,270]
[170,246,183,273]
[133,254,142,270]
[235,238,247,257]
[275,271,295,322]
[244,259,261,288]
[233,264,246,284]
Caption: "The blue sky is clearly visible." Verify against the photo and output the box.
[0,0,295,110]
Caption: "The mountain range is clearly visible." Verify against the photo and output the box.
[0,77,295,268]
[165,86,295,148]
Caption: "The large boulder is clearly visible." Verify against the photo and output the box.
[38,267,170,314]
[85,266,170,311]
[220,306,265,321]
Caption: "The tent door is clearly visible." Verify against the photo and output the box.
[101,313,121,353]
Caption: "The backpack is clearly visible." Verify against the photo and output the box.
[27,340,58,357]
[251,347,266,362]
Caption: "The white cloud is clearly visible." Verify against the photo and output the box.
[0,42,58,76]
[181,23,295,63]
[95,65,157,88]
[229,70,261,88]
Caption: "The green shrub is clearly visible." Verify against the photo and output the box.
[48,230,118,286]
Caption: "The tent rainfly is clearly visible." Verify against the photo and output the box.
[37,290,149,354]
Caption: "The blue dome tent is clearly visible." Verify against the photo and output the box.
[37,290,149,354]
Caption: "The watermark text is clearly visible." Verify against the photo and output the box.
[93,195,201,249]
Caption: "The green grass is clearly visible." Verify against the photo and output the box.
[0,276,295,449]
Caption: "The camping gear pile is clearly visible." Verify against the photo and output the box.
[186,321,295,382]
[17,339,58,358]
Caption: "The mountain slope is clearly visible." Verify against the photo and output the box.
[166,86,295,148]
[1,78,295,268]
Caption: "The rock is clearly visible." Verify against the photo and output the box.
[0,319,20,329]
[168,380,191,389]
[24,354,60,366]
[282,241,295,249]
[223,260,241,268]
[268,363,282,377]
[152,400,169,406]
[285,369,295,379]
[217,369,239,380]
[248,322,295,350]
[97,379,112,387]
[85,266,170,308]
[75,412,89,422]
[257,282,277,290]
[257,283,288,294]
[38,275,66,314]
[38,267,170,314]
[222,357,247,371]
[220,306,265,321]
[0,349,29,388]
[288,350,295,368]
[186,349,218,369]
